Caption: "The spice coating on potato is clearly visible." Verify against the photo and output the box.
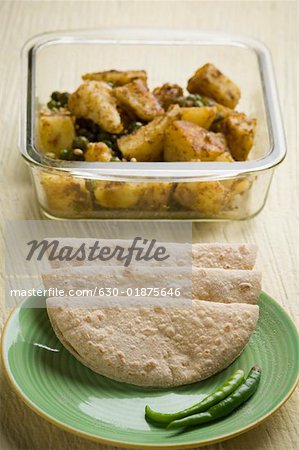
[68,81,123,134]
[93,182,145,209]
[114,79,164,122]
[153,83,184,110]
[117,114,172,161]
[213,113,256,161]
[174,181,229,214]
[187,64,241,109]
[164,120,228,162]
[41,173,92,213]
[222,176,252,207]
[139,183,173,211]
[38,113,75,156]
[227,177,252,195]
[93,181,172,211]
[214,152,235,162]
[180,106,217,129]
[84,142,113,162]
[82,70,147,86]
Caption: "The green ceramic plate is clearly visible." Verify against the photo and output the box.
[1,292,298,449]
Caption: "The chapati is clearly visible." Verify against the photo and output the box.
[192,243,257,269]
[47,298,259,387]
[192,268,261,303]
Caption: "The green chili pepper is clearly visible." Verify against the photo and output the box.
[145,369,245,424]
[166,366,261,430]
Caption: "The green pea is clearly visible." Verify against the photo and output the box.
[102,140,113,148]
[109,134,118,143]
[203,98,215,106]
[72,136,89,151]
[80,129,94,141]
[60,149,70,160]
[91,122,100,133]
[60,92,70,106]
[128,121,143,133]
[176,96,187,106]
[87,132,96,142]
[97,132,110,141]
[78,127,87,136]
[195,99,204,107]
[51,91,61,102]
[111,156,120,162]
[47,100,58,110]
[184,99,195,107]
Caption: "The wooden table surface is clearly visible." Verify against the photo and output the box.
[0,1,298,449]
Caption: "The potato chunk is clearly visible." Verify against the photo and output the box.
[222,176,252,208]
[153,83,184,110]
[164,120,228,162]
[180,106,217,129]
[38,112,75,156]
[213,113,256,161]
[228,177,252,196]
[68,81,123,134]
[174,181,229,215]
[140,183,173,210]
[114,79,163,122]
[203,97,233,121]
[187,63,241,109]
[93,182,144,209]
[84,142,113,162]
[82,70,147,86]
[117,114,171,161]
[93,181,172,210]
[214,152,234,162]
[41,173,92,213]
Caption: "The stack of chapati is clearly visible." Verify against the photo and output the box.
[45,242,261,388]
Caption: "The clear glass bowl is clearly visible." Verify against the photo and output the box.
[20,29,286,220]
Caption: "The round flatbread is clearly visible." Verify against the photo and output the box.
[192,243,257,269]
[47,298,259,387]
[192,268,261,304]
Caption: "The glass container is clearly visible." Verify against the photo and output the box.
[20,29,286,220]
